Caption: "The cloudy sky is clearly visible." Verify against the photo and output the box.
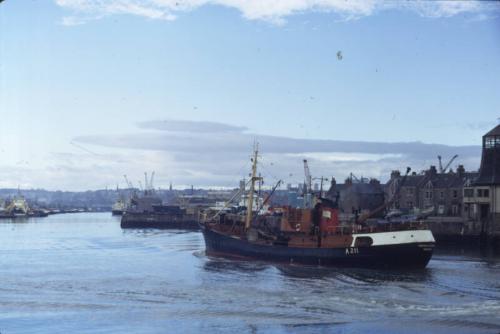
[0,0,499,190]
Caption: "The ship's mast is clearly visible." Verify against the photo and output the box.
[245,143,259,230]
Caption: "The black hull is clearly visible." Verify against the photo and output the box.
[121,213,199,230]
[202,226,434,268]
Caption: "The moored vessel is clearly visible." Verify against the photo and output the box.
[5,195,30,218]
[120,173,200,230]
[201,145,435,268]
[112,198,126,216]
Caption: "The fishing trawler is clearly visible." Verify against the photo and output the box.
[201,145,435,268]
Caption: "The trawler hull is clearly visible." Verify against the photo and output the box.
[202,226,434,268]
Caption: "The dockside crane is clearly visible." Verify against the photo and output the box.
[437,155,458,173]
[123,174,134,189]
[149,171,155,191]
[443,155,458,173]
[303,159,312,194]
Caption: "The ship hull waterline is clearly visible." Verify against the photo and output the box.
[202,226,434,269]
[121,213,200,230]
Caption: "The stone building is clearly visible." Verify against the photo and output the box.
[326,176,385,218]
[463,124,500,239]
[386,165,477,216]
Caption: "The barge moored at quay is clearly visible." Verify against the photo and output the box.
[120,193,200,230]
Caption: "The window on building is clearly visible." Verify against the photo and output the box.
[453,190,458,198]
[464,188,473,197]
[452,205,458,216]
[440,191,444,199]
[485,137,495,148]
[406,201,413,208]
[477,189,490,198]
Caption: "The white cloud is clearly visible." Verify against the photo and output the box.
[70,119,481,189]
[286,152,403,162]
[55,0,498,25]
[138,119,248,133]
[0,119,482,190]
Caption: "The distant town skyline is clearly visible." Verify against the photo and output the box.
[0,1,499,190]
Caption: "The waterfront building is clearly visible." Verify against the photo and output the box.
[463,124,500,239]
[326,176,385,218]
[386,166,478,216]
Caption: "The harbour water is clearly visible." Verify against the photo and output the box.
[0,213,499,334]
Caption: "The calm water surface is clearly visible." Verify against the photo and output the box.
[0,213,499,334]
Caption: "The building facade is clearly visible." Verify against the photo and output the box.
[386,165,477,217]
[463,124,500,238]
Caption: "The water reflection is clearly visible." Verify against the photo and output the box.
[121,228,193,237]
[435,244,500,259]
[0,217,31,224]
[275,264,433,283]
[203,257,271,274]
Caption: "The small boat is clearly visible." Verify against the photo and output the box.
[201,145,435,269]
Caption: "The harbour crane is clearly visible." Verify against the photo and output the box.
[437,155,458,173]
[312,176,329,197]
[149,171,155,191]
[123,175,134,189]
[303,159,312,194]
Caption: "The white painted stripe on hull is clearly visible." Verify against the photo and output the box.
[351,230,435,247]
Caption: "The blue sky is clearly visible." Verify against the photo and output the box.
[0,0,499,190]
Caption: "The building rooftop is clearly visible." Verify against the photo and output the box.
[484,124,500,137]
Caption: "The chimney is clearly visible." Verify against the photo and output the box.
[457,165,465,177]
[345,177,352,186]
[390,170,401,180]
[330,177,336,188]
[429,165,437,176]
